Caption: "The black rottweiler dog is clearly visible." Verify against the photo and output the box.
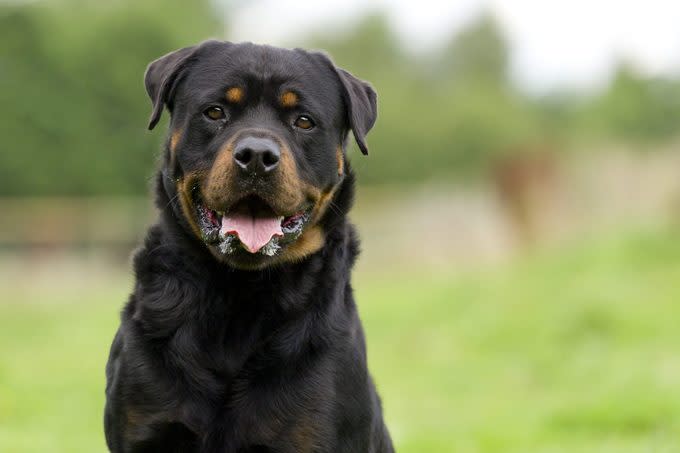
[104,40,394,452]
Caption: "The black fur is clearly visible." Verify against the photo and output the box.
[104,41,393,452]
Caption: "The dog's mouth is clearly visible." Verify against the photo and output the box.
[195,194,311,256]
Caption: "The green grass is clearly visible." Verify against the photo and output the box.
[2,229,680,452]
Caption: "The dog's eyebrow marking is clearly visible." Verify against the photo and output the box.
[280,91,298,108]
[226,87,244,103]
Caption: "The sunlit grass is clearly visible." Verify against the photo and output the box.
[1,228,679,452]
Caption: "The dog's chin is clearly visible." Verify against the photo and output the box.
[192,194,313,269]
[205,245,286,270]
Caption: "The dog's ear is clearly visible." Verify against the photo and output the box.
[144,45,198,130]
[334,67,378,155]
[313,52,377,155]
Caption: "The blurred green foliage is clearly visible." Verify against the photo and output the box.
[2,2,680,195]
[570,63,680,142]
[0,0,220,196]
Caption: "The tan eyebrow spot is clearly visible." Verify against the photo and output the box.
[226,87,244,103]
[280,91,298,108]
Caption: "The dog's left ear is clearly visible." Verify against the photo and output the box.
[312,50,377,155]
[335,67,378,155]
[144,45,198,130]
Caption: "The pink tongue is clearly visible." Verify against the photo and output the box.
[221,213,283,253]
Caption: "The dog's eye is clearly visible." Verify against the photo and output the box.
[204,106,225,121]
[294,115,315,130]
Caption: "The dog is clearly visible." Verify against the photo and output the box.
[104,40,394,452]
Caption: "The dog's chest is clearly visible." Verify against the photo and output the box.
[162,326,333,450]
[154,295,332,442]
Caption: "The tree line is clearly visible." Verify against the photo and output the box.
[2,1,679,196]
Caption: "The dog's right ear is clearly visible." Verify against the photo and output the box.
[144,45,198,130]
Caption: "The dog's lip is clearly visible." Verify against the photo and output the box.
[196,195,309,222]
[194,193,313,254]
[198,204,309,231]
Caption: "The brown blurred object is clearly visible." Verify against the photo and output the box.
[493,146,564,247]
[0,197,152,259]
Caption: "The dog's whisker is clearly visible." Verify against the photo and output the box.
[327,200,344,217]
[163,192,181,211]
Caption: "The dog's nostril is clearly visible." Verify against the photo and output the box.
[234,148,253,167]
[233,137,281,175]
[261,150,279,169]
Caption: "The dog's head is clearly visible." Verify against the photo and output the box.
[145,41,377,269]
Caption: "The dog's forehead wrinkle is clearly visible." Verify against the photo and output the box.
[188,42,321,82]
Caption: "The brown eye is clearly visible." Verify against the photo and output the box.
[294,115,315,130]
[204,106,225,121]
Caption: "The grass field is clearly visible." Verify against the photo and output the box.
[1,228,680,452]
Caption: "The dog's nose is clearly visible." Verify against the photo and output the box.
[233,137,280,176]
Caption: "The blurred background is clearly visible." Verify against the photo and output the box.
[2,0,680,451]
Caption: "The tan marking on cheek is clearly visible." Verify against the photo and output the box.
[273,180,341,265]
[336,146,344,176]
[277,226,325,263]
[169,129,182,153]
[311,183,340,224]
[203,139,241,210]
[280,91,298,108]
[226,87,244,103]
[274,147,308,208]
[177,173,205,240]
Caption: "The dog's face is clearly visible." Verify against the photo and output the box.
[145,41,377,269]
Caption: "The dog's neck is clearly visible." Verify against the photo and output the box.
[128,209,359,360]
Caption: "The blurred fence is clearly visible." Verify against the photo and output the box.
[0,197,151,252]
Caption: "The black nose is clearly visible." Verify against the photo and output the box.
[233,136,281,175]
